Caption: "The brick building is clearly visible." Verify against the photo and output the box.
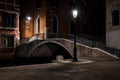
[0,0,20,57]
[20,0,106,44]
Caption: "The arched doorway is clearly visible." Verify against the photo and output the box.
[52,16,58,33]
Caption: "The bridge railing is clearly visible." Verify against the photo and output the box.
[46,33,93,47]
[47,34,120,56]
[47,33,74,39]
[29,33,94,47]
[26,33,120,57]
[28,33,100,47]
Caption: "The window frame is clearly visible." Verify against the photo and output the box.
[112,10,120,26]
[36,16,41,34]
[4,13,16,29]
[5,35,15,48]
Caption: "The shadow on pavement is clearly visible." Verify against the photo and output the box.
[0,57,52,67]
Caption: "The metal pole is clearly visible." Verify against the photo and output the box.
[73,19,78,61]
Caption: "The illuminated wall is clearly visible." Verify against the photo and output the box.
[20,0,47,43]
[20,0,106,44]
[0,0,20,48]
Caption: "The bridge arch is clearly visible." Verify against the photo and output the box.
[29,41,72,60]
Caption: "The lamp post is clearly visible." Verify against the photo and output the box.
[72,9,78,61]
[26,16,32,28]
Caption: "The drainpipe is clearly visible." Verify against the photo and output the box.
[32,0,34,36]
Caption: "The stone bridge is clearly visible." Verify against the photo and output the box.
[15,38,118,60]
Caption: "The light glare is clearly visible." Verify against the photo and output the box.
[72,10,78,18]
[26,16,31,21]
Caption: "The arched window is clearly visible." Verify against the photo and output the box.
[36,17,40,34]
[52,16,58,33]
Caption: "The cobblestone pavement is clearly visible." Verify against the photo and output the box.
[0,58,120,80]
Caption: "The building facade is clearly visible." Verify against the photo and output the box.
[0,0,20,57]
[106,0,120,49]
[20,0,106,44]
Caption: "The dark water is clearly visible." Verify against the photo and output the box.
[0,57,52,67]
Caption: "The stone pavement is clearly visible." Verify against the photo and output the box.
[0,58,120,80]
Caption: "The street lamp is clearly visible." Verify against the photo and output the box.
[73,9,78,18]
[26,16,32,21]
[72,9,78,61]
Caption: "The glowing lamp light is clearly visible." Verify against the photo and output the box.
[72,9,78,18]
[26,16,31,21]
